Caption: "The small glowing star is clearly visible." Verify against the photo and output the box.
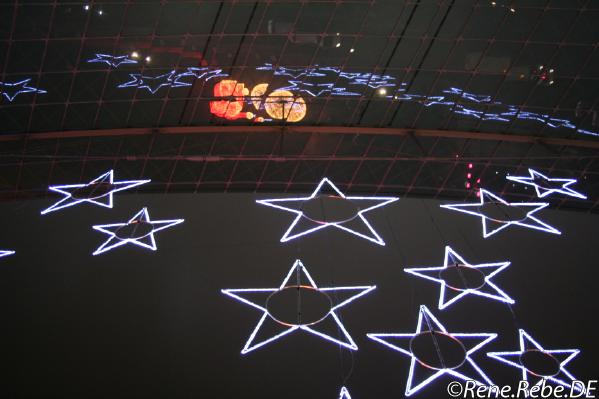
[404,246,514,310]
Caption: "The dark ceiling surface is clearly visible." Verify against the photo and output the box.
[0,0,598,210]
[0,193,597,398]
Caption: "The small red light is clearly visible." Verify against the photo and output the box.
[467,173,472,179]
[468,163,473,169]
[466,182,471,189]
[476,178,481,183]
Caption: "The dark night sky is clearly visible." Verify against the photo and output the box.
[0,192,597,398]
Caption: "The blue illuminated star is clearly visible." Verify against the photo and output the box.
[256,178,399,246]
[41,170,150,215]
[41,170,151,215]
[506,168,587,200]
[92,207,184,255]
[87,53,138,68]
[221,259,376,354]
[256,63,326,79]
[440,189,560,238]
[404,246,514,310]
[118,70,191,94]
[176,67,228,81]
[0,79,47,102]
[487,329,584,395]
[338,387,352,399]
[0,250,15,259]
[367,305,497,396]
[278,81,360,97]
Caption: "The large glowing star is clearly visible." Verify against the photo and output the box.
[221,259,376,354]
[440,189,560,238]
[0,250,15,259]
[506,169,587,200]
[0,79,47,102]
[87,54,137,68]
[41,170,150,215]
[487,329,583,394]
[256,178,399,246]
[367,305,497,396]
[118,71,190,94]
[92,207,184,255]
[404,246,514,310]
[338,387,352,399]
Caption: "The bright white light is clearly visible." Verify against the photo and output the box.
[92,207,184,255]
[378,88,387,95]
[335,42,341,48]
[487,329,584,394]
[506,168,586,199]
[349,48,355,53]
[131,51,139,59]
[0,250,15,259]
[368,305,497,396]
[256,178,399,246]
[221,259,376,354]
[145,56,151,63]
[338,387,352,399]
[404,246,514,310]
[41,170,150,215]
[440,188,561,238]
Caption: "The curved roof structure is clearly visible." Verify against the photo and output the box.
[1,1,598,210]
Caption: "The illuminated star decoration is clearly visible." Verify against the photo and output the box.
[0,79,47,102]
[367,305,497,396]
[176,67,229,81]
[404,246,514,310]
[221,259,376,354]
[92,207,184,255]
[0,250,15,259]
[487,329,583,394]
[256,178,399,246]
[338,387,352,399]
[440,188,560,238]
[87,53,138,68]
[118,70,191,94]
[506,168,587,200]
[41,170,150,215]
[279,81,360,97]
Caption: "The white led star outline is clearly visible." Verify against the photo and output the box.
[506,169,587,200]
[256,178,399,246]
[92,207,184,255]
[338,387,352,399]
[404,246,514,310]
[118,70,191,94]
[221,259,376,354]
[367,305,497,396]
[0,250,15,259]
[440,189,560,238]
[487,329,583,394]
[87,53,138,68]
[0,79,47,102]
[41,170,150,215]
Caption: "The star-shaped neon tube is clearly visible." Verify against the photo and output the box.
[367,305,497,396]
[92,207,184,255]
[338,387,352,399]
[87,53,138,68]
[440,188,560,238]
[487,329,584,395]
[404,246,514,310]
[506,168,587,200]
[118,70,191,94]
[41,170,150,215]
[221,259,376,354]
[256,178,399,246]
[0,250,15,259]
[0,79,47,102]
